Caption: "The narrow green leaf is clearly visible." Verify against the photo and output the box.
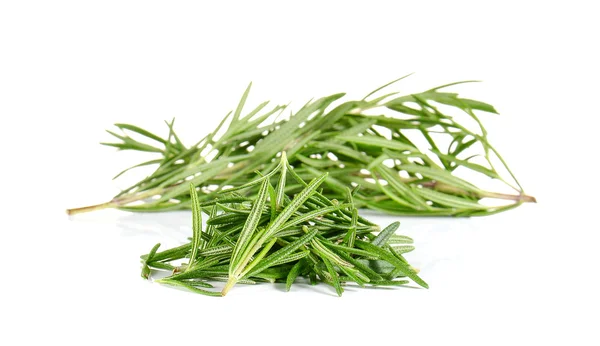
[141,243,161,279]
[295,154,340,168]
[338,135,417,152]
[270,250,309,267]
[331,250,384,281]
[369,280,410,287]
[400,163,481,193]
[286,260,305,291]
[197,245,232,257]
[278,203,351,232]
[371,221,400,247]
[362,73,413,100]
[388,234,414,244]
[244,227,318,278]
[114,123,167,144]
[261,173,329,240]
[376,166,431,210]
[141,243,191,262]
[343,208,358,248]
[113,159,163,180]
[275,152,288,210]
[217,161,281,194]
[230,178,270,271]
[232,82,252,123]
[336,119,377,138]
[392,245,415,254]
[432,150,500,179]
[157,278,222,297]
[187,184,203,271]
[146,243,161,262]
[415,188,487,210]
[311,239,353,268]
[322,257,343,297]
[355,240,428,289]
[186,280,214,289]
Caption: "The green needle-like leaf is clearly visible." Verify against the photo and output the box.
[338,134,417,152]
[371,221,400,247]
[244,227,319,278]
[157,278,222,297]
[286,260,305,291]
[322,257,343,297]
[262,172,329,240]
[187,184,203,271]
[275,152,288,210]
[355,240,428,289]
[230,178,270,271]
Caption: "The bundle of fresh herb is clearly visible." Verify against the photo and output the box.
[68,77,534,216]
[142,154,427,296]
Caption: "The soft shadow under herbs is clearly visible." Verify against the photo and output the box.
[343,283,423,292]
[271,279,341,297]
[114,211,192,241]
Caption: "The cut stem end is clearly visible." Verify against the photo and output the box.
[221,277,237,297]
[66,202,115,216]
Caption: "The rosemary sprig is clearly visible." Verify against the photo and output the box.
[142,154,427,296]
[68,77,535,216]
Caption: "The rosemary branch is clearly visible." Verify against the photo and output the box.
[68,77,535,216]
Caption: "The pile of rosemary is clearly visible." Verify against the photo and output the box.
[67,77,534,217]
[68,78,535,295]
[142,154,427,296]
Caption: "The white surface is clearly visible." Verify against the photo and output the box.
[1,1,598,345]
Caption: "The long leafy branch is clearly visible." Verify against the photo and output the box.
[67,77,534,216]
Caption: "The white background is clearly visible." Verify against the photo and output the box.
[1,1,598,345]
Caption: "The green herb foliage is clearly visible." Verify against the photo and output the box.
[68,77,534,216]
[141,154,427,296]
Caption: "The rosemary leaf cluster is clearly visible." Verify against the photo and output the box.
[142,153,427,296]
[68,77,534,217]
